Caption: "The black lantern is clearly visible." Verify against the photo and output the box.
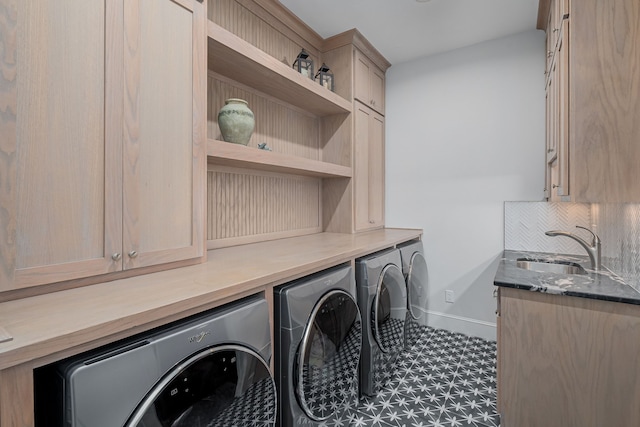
[315,63,334,91]
[293,49,314,79]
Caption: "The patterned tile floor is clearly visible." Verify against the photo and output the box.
[337,326,500,427]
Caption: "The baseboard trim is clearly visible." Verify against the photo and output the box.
[420,309,497,341]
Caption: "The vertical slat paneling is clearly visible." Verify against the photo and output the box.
[207,166,321,248]
[209,0,312,68]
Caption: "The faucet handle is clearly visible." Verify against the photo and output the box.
[576,226,600,246]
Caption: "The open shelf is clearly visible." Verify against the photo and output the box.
[207,21,352,117]
[206,139,352,178]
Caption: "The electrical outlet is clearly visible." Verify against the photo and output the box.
[445,290,455,303]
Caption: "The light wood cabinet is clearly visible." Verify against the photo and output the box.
[355,48,385,115]
[121,0,205,270]
[540,0,640,202]
[354,101,384,231]
[545,14,569,200]
[498,287,640,426]
[322,30,390,233]
[0,0,205,293]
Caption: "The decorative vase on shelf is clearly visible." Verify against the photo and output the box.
[217,98,255,145]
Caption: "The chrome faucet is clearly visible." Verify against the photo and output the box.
[545,226,601,270]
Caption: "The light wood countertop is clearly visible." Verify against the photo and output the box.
[0,228,421,371]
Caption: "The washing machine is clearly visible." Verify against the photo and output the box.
[274,264,362,427]
[34,295,277,427]
[355,248,407,397]
[398,239,429,348]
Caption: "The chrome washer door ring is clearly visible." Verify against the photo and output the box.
[295,290,362,421]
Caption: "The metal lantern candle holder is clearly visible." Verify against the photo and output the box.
[315,63,334,91]
[293,49,314,78]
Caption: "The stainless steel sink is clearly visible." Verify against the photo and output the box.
[516,258,587,275]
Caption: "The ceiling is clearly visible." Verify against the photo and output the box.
[278,0,541,65]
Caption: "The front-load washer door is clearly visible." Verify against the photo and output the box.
[372,264,407,352]
[295,290,362,421]
[125,345,276,427]
[407,252,428,321]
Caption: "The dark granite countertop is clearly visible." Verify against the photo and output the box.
[494,250,640,305]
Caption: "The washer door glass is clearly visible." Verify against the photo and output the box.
[296,290,362,421]
[407,252,428,321]
[126,345,276,427]
[372,264,407,352]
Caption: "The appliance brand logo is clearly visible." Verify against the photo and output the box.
[188,330,210,343]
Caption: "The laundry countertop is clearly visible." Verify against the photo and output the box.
[494,250,640,305]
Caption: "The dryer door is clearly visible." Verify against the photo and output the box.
[407,252,428,321]
[372,264,407,352]
[125,345,276,427]
[295,290,362,421]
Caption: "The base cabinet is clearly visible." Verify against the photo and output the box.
[498,287,640,426]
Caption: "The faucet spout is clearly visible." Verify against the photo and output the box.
[545,226,601,271]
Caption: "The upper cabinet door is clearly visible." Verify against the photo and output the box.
[0,0,205,292]
[354,101,384,232]
[0,0,123,291]
[354,49,385,115]
[122,0,205,270]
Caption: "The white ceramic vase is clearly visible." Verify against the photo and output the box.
[217,98,255,145]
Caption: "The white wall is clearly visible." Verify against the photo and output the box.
[385,30,546,340]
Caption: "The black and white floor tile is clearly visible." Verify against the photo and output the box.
[329,326,500,427]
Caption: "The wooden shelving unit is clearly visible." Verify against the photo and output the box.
[207,139,352,178]
[207,21,352,117]
[206,15,357,246]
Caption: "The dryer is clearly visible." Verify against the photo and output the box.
[398,239,429,348]
[34,295,276,427]
[355,248,407,397]
[274,264,362,427]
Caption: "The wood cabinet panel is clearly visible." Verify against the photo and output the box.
[0,0,205,293]
[570,0,640,202]
[0,363,34,426]
[499,287,640,426]
[542,0,640,202]
[546,18,570,200]
[368,112,384,227]
[370,66,385,114]
[0,0,122,291]
[354,102,384,231]
[354,104,370,230]
[354,49,385,114]
[123,0,205,269]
